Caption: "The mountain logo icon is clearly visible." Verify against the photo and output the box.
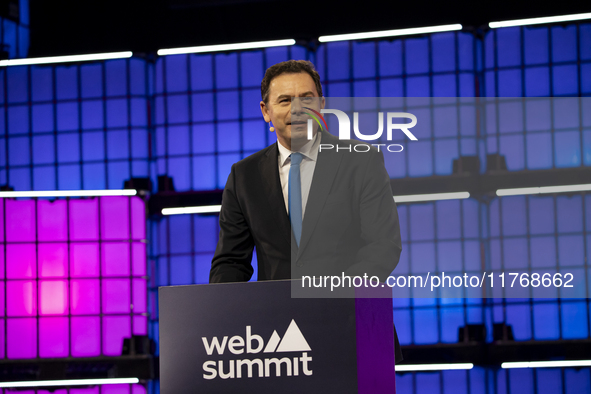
[264,319,311,353]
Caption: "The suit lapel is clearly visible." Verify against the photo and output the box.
[296,131,343,260]
[259,143,292,248]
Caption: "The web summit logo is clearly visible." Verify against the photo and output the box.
[201,320,313,380]
[303,107,418,153]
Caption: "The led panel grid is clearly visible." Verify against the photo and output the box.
[313,32,481,178]
[150,34,482,185]
[483,23,591,171]
[485,193,591,342]
[395,367,591,394]
[482,97,590,171]
[316,32,478,97]
[0,196,147,359]
[0,0,30,60]
[394,198,484,345]
[152,45,313,192]
[0,58,151,193]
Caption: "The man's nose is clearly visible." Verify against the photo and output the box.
[291,98,303,114]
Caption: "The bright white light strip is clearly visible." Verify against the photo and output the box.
[394,192,470,203]
[0,51,133,67]
[161,192,471,214]
[0,378,139,388]
[502,360,591,369]
[496,183,591,197]
[396,363,473,372]
[162,205,222,215]
[318,24,462,43]
[158,39,296,56]
[489,12,591,29]
[0,189,137,198]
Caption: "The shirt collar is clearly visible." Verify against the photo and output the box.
[278,132,320,167]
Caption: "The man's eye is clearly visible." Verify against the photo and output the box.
[302,97,313,102]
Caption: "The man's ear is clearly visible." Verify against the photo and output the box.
[320,96,325,109]
[260,101,271,123]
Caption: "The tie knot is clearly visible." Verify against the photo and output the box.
[290,152,303,166]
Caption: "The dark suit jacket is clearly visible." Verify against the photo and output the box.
[210,130,402,282]
[209,130,403,362]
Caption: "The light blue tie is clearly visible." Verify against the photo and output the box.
[289,153,303,247]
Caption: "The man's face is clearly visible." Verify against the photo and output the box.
[260,72,324,150]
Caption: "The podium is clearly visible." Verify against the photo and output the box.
[159,280,396,393]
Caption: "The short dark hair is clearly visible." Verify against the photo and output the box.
[261,60,323,104]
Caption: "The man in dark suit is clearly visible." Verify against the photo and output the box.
[209,59,403,363]
[209,60,402,283]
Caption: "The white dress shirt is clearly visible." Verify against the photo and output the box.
[277,132,321,219]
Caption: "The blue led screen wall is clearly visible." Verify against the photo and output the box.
[314,32,481,179]
[3,26,589,195]
[484,24,591,170]
[0,0,29,59]
[153,45,312,192]
[487,194,591,341]
[0,58,152,192]
[316,32,479,98]
[392,198,484,346]
[484,25,591,97]
[395,367,591,394]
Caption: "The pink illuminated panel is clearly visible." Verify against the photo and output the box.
[7,318,36,358]
[39,280,69,315]
[132,243,146,276]
[101,197,130,240]
[131,197,146,240]
[102,243,130,276]
[69,199,99,241]
[0,199,3,242]
[71,279,100,315]
[103,316,131,356]
[42,384,148,394]
[7,281,36,316]
[38,200,68,241]
[71,316,100,357]
[70,243,99,277]
[7,244,35,279]
[39,243,68,278]
[6,200,35,242]
[7,385,148,393]
[0,196,147,359]
[39,317,69,357]
[103,279,131,314]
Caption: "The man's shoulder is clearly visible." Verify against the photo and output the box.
[232,143,276,171]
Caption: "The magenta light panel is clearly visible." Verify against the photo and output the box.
[0,195,147,359]
[0,386,147,394]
